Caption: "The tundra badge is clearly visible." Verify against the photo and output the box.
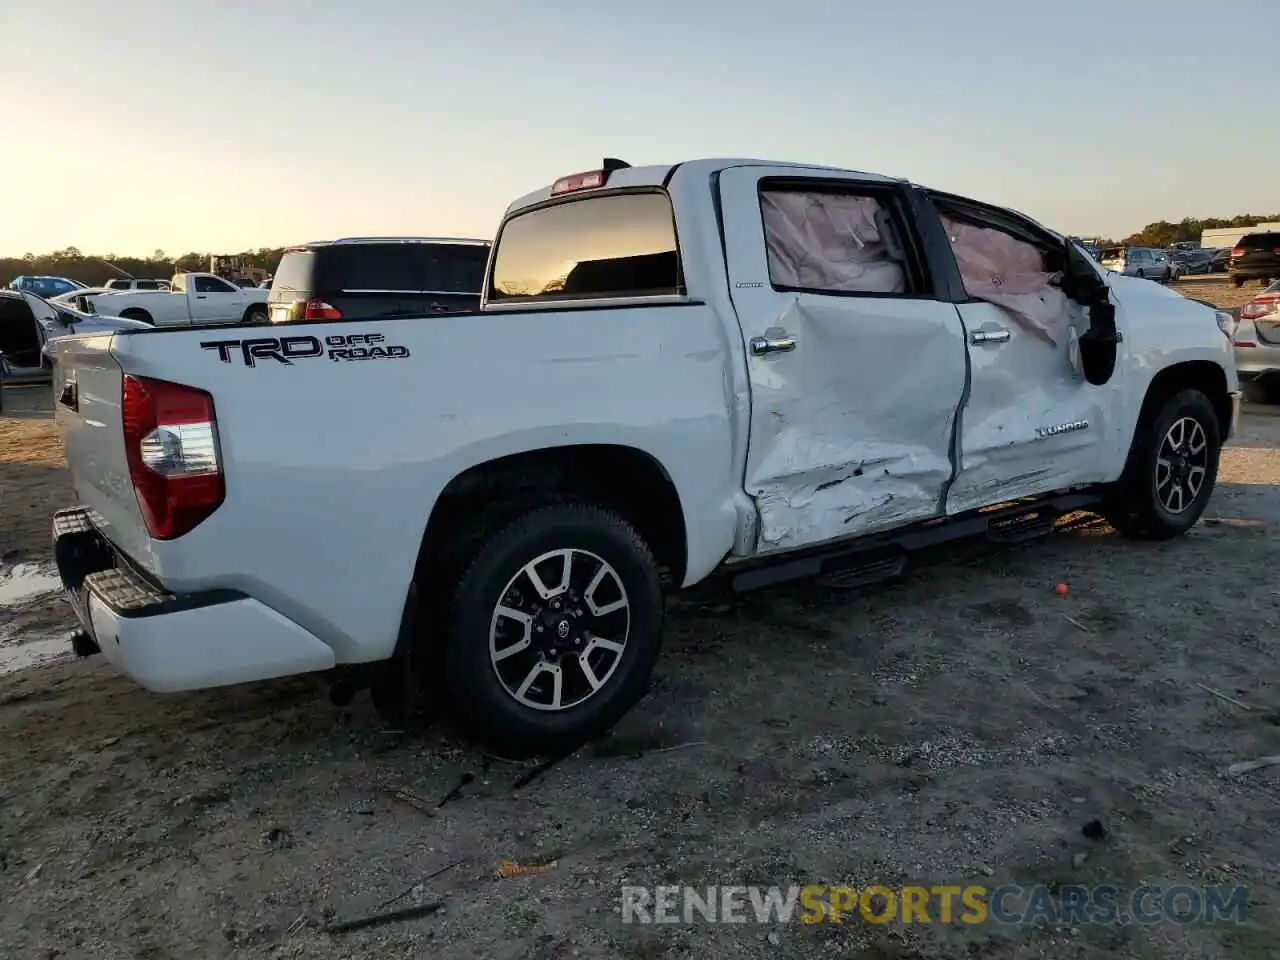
[1035,420,1089,439]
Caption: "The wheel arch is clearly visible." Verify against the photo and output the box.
[415,443,690,591]
[118,307,153,325]
[1126,359,1233,466]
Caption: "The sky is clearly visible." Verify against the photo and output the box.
[1,0,1276,256]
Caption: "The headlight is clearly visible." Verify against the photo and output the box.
[1216,310,1239,340]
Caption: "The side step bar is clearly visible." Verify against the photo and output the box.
[730,492,1100,593]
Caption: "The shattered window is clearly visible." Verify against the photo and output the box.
[760,190,909,295]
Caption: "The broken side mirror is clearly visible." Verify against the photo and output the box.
[1061,240,1118,386]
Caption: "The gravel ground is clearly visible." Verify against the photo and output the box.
[1,290,1278,959]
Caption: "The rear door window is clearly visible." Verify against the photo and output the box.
[320,244,417,292]
[488,191,683,303]
[413,244,489,294]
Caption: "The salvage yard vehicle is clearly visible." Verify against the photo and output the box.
[1233,279,1280,402]
[1229,231,1280,288]
[267,236,491,324]
[1100,245,1175,282]
[75,272,269,327]
[0,289,147,386]
[48,158,1240,754]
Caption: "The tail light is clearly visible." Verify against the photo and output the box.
[121,375,224,540]
[1240,297,1279,321]
[302,298,342,321]
[1231,247,1244,258]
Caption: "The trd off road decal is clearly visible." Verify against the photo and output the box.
[200,332,410,367]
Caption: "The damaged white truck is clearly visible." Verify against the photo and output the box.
[49,158,1240,753]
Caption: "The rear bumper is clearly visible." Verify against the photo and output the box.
[53,507,336,692]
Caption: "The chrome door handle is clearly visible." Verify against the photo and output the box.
[969,328,1011,345]
[750,334,797,356]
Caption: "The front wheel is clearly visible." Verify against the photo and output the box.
[1105,389,1221,539]
[444,503,664,754]
[1136,269,1146,279]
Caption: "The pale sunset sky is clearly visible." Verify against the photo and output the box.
[1,0,1275,256]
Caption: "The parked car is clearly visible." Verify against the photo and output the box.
[1171,249,1215,276]
[1232,279,1280,401]
[1209,248,1232,273]
[267,236,490,324]
[76,272,269,326]
[0,289,148,388]
[1099,246,1174,282]
[1229,232,1280,288]
[48,157,1240,754]
[103,277,171,292]
[8,275,87,299]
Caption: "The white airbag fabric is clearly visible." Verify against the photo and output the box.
[762,192,905,294]
[940,216,1071,346]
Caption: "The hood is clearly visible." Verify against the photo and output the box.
[1104,272,1189,303]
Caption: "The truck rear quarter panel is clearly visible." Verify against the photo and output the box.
[108,306,739,664]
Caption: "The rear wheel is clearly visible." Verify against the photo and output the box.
[119,308,153,324]
[244,305,268,325]
[1233,276,1246,288]
[442,503,664,755]
[1104,389,1221,539]
[1136,269,1146,279]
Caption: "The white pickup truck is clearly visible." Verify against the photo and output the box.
[75,271,268,327]
[48,158,1240,754]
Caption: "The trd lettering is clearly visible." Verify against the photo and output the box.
[200,336,322,366]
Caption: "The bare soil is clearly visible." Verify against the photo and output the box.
[2,324,1278,959]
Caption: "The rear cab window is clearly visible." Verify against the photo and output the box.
[269,248,317,301]
[487,191,683,304]
[1238,233,1280,250]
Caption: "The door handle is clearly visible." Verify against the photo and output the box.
[196,295,208,299]
[750,334,797,356]
[969,328,1011,345]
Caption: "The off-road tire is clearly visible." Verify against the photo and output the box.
[1104,388,1221,540]
[443,502,664,755]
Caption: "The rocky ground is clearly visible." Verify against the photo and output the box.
[1,281,1277,959]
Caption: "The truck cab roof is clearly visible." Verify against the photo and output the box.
[504,159,905,217]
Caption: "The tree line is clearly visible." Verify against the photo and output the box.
[5,211,1280,287]
[0,247,287,289]
[1111,213,1280,249]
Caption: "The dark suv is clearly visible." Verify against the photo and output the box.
[1230,232,1280,288]
[267,237,491,324]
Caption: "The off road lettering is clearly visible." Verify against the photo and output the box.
[324,332,410,361]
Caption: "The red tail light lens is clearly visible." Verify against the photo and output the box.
[302,298,342,321]
[1231,247,1244,257]
[121,375,224,540]
[1241,297,1278,321]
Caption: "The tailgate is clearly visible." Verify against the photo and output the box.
[50,334,154,568]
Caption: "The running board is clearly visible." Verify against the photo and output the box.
[729,491,1099,593]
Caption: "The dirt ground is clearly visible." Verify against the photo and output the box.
[2,286,1278,960]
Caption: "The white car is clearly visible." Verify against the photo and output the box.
[48,157,1239,753]
[76,272,268,327]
